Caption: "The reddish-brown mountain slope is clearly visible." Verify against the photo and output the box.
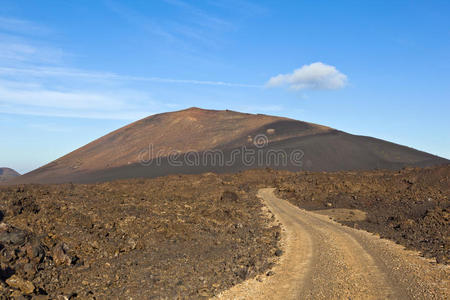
[0,168,20,183]
[9,107,448,184]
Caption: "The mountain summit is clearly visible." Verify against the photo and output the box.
[0,168,20,183]
[9,108,448,184]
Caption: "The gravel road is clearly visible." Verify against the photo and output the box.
[217,188,449,299]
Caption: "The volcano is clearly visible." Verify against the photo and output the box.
[8,107,448,184]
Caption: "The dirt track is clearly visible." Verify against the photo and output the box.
[218,188,449,299]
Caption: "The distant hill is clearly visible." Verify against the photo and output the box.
[8,107,449,184]
[0,168,20,183]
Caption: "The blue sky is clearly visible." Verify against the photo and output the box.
[0,0,449,173]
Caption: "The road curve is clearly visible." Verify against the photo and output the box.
[216,188,449,300]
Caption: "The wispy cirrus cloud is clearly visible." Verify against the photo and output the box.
[0,104,154,120]
[0,66,261,88]
[0,13,260,120]
[0,78,157,120]
[0,64,260,119]
[0,17,62,65]
[206,0,268,17]
[0,48,258,120]
[0,17,51,36]
[163,0,233,30]
[0,16,138,120]
[267,62,348,91]
[0,38,64,65]
[0,79,125,110]
[0,59,259,121]
[103,0,178,43]
[104,0,242,52]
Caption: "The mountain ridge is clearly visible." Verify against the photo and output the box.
[7,107,449,184]
[0,168,20,183]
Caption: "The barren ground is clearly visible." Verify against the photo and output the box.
[0,173,281,299]
[275,165,449,264]
[0,165,448,298]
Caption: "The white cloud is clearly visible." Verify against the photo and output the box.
[267,62,347,90]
